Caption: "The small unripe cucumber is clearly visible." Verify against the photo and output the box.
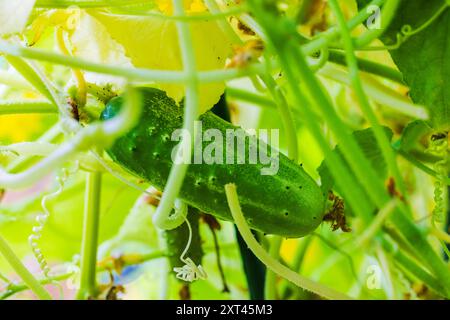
[101,87,325,238]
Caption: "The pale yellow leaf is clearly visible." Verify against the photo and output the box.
[89,11,233,113]
[0,0,36,35]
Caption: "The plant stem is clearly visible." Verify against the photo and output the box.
[124,5,247,21]
[76,171,102,299]
[226,87,277,109]
[225,183,352,300]
[0,100,57,115]
[0,272,72,300]
[301,0,386,55]
[0,235,52,300]
[0,41,265,85]
[0,86,141,189]
[249,0,450,294]
[249,0,375,222]
[152,0,200,230]
[264,236,282,299]
[395,149,450,185]
[329,0,407,197]
[5,56,54,103]
[380,238,447,297]
[35,0,152,8]
[318,65,428,120]
[328,50,404,84]
[261,74,299,163]
[354,0,401,48]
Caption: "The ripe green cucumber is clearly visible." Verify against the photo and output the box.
[101,87,325,238]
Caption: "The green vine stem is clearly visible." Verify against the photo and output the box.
[226,87,277,109]
[354,0,401,48]
[395,149,450,186]
[301,0,385,55]
[0,271,73,300]
[210,10,303,294]
[279,236,313,299]
[0,41,265,85]
[5,56,54,103]
[357,3,450,51]
[249,0,374,223]
[2,242,238,300]
[35,0,152,8]
[76,171,102,300]
[310,201,396,284]
[328,0,407,197]
[249,0,450,295]
[206,2,300,297]
[318,65,428,120]
[0,100,56,115]
[204,0,241,43]
[264,236,282,299]
[375,245,395,299]
[0,86,142,189]
[125,5,247,22]
[327,50,404,84]
[380,238,447,297]
[225,183,351,300]
[6,125,62,173]
[5,51,74,125]
[152,0,200,230]
[0,234,52,300]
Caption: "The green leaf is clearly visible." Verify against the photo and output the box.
[318,127,393,195]
[357,0,450,131]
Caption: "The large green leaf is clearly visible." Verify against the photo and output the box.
[357,0,450,131]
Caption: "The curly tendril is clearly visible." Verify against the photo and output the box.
[173,213,207,283]
[28,162,79,280]
[427,133,448,224]
[364,3,449,51]
[426,133,450,259]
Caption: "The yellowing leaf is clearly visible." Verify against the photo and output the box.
[68,11,133,85]
[0,0,36,35]
[88,11,233,113]
[156,0,207,15]
[0,114,43,142]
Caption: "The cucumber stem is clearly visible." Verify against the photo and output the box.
[225,183,352,300]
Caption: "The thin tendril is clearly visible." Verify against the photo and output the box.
[172,211,207,282]
[28,162,79,298]
[426,133,450,259]
[91,150,161,201]
[361,4,449,51]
